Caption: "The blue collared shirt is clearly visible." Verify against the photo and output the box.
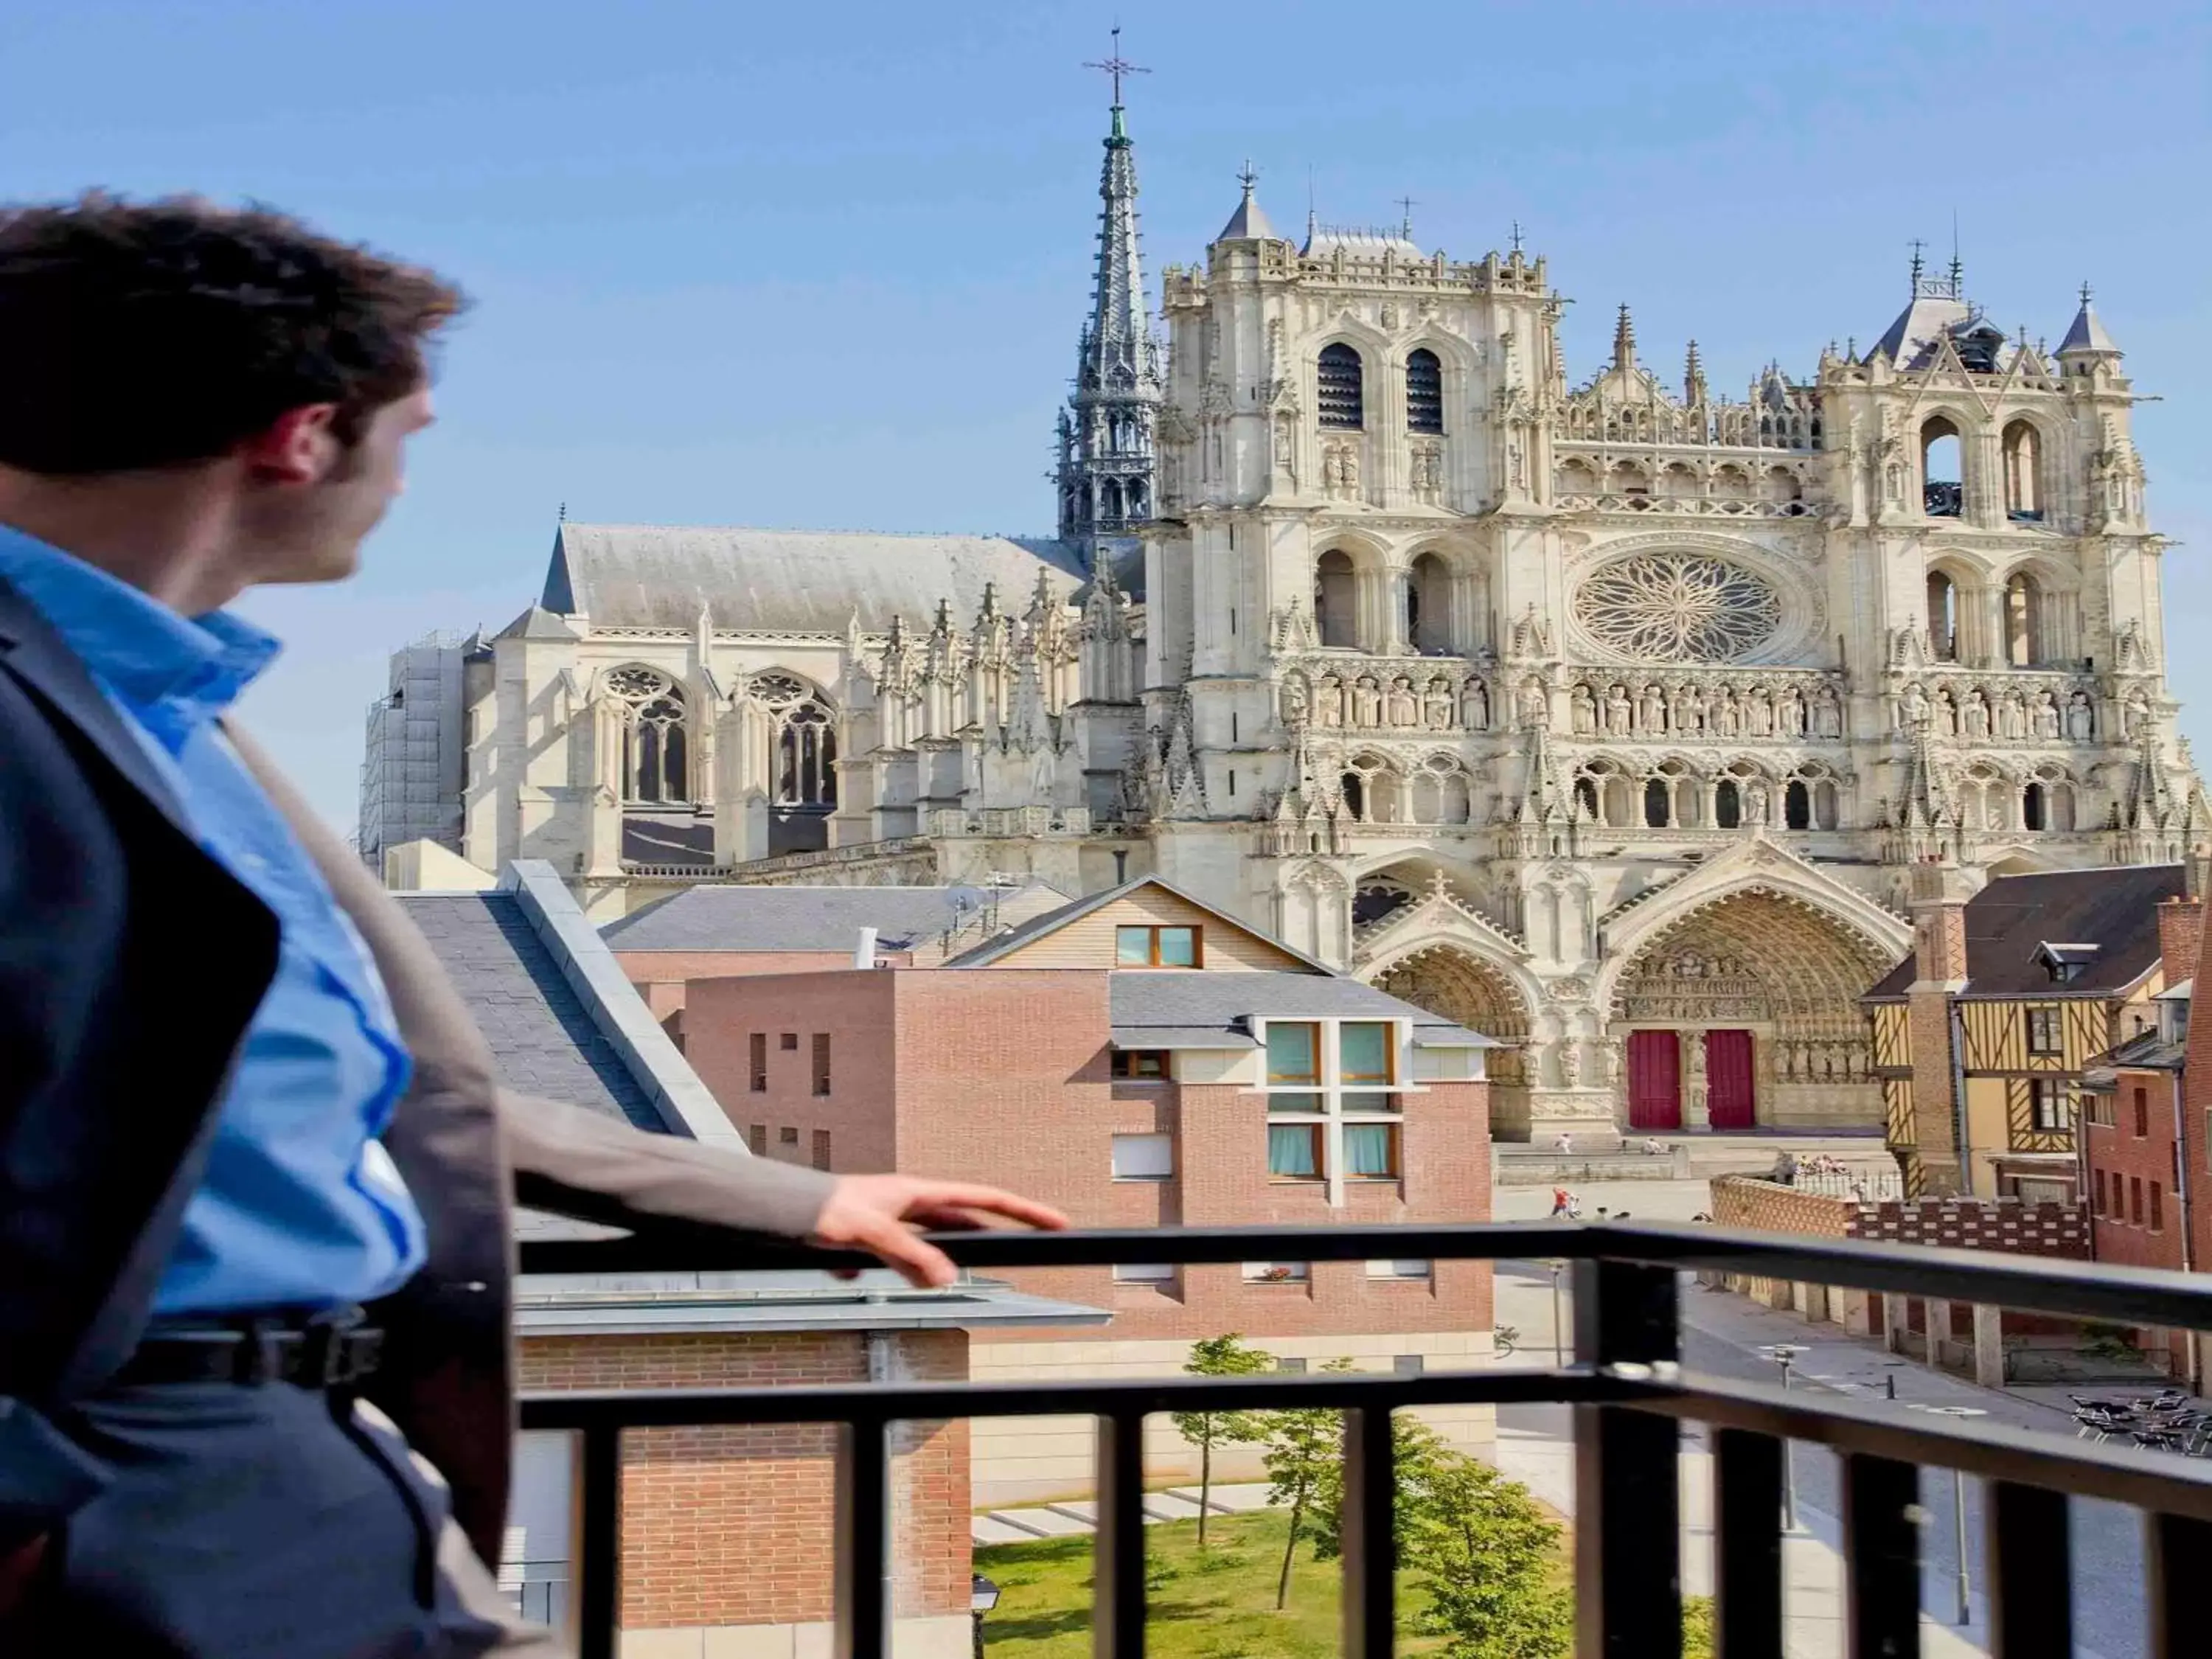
[0,525,424,1315]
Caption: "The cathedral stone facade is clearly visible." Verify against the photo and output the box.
[365,94,2199,1144]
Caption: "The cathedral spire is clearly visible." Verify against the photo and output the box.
[1613,304,1637,371]
[1683,338,1708,406]
[1055,31,1163,577]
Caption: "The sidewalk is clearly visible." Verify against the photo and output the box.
[973,1481,1273,1546]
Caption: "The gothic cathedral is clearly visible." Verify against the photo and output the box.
[363,88,2198,1144]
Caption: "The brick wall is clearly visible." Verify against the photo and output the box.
[680,965,1494,1345]
[614,948,917,1026]
[2089,1066,2187,1274]
[684,970,902,1171]
[519,1329,969,1632]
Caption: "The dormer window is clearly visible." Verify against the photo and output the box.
[2035,942,2098,985]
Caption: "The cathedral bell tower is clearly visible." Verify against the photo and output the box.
[1054,31,1162,584]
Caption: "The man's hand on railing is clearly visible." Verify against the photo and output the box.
[810,1175,1068,1287]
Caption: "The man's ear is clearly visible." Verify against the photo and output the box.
[235,403,343,484]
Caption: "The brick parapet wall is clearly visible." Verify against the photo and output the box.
[519,1329,970,1632]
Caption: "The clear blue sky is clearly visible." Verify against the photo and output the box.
[6,0,2208,829]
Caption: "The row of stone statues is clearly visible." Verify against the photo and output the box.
[1897,680,2109,742]
[1569,678,1843,740]
[1284,671,1492,732]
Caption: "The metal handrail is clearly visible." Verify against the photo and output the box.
[518,1220,2212,1659]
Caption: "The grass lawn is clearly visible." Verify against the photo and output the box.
[975,1510,1714,1659]
[974,1510,1447,1658]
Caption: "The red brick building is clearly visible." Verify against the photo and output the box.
[602,882,1068,1036]
[679,876,1499,1500]
[2081,886,2202,1381]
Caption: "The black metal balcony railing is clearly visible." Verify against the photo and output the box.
[517,1221,2212,1659]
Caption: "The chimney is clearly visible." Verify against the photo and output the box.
[853,926,878,970]
[1904,858,1975,1195]
[2158,895,2203,989]
[1907,858,1975,990]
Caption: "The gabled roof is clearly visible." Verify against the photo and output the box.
[602,883,1057,953]
[1863,864,2185,1002]
[542,523,1084,633]
[400,892,666,1131]
[1108,970,1493,1050]
[942,874,1335,972]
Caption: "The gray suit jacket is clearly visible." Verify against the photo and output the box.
[229,732,839,1562]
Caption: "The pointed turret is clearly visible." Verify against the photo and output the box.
[1054,39,1164,570]
[1613,304,1637,371]
[1216,160,1276,241]
[2059,282,2122,360]
[1683,339,1708,406]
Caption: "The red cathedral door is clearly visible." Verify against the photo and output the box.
[1705,1030,1756,1130]
[1626,1031,1681,1130]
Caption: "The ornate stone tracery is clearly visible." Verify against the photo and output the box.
[1573,552,1784,664]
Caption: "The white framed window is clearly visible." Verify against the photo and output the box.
[1366,1259,1432,1279]
[1258,1018,1408,1200]
[1111,1262,1175,1284]
[1242,1262,1310,1284]
[1110,1133,1174,1181]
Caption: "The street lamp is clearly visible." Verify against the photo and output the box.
[1910,1405,1988,1626]
[1758,1344,1806,1531]
[1548,1259,1568,1367]
[970,1573,1001,1658]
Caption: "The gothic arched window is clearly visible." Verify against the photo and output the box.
[1405,349,1443,434]
[2003,420,2042,521]
[2023,780,2047,832]
[608,666,689,804]
[1318,343,1364,430]
[1921,416,1963,518]
[1784,778,1812,830]
[1715,778,1742,829]
[2004,571,2044,667]
[747,674,838,810]
[1927,571,1961,661]
[1315,549,1358,649]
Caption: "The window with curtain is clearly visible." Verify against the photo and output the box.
[1344,1122,1399,1178]
[1267,1022,1320,1084]
[1111,1133,1175,1180]
[1268,1124,1322,1179]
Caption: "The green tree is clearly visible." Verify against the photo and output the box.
[1168,1335,1276,1548]
[1402,1449,1572,1659]
[1306,1414,1453,1565]
[1257,1358,1354,1610]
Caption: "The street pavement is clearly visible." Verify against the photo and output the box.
[1490,1173,2170,1659]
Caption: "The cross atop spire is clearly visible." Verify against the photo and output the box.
[1395,194,1416,240]
[1084,25,1147,109]
[1509,220,1524,254]
[2080,279,2094,307]
[1907,238,1926,286]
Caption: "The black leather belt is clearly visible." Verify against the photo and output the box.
[115,1312,384,1389]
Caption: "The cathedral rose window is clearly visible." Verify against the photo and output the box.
[1573,552,1782,664]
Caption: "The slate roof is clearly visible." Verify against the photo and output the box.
[541,523,1085,633]
[1863,864,2185,1003]
[2059,298,2121,355]
[399,892,665,1131]
[602,883,1020,953]
[943,874,1334,972]
[620,810,715,867]
[1109,970,1492,1049]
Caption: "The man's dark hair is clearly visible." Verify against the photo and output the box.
[0,193,466,474]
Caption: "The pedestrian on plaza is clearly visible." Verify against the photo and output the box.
[1554,1131,1575,1155]
[1772,1150,1800,1187]
[1569,1196,1585,1219]
[0,195,1068,1658]
[1551,1186,1571,1217]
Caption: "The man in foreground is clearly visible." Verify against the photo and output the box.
[0,194,1065,1657]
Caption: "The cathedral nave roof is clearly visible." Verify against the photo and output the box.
[540,523,1084,635]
